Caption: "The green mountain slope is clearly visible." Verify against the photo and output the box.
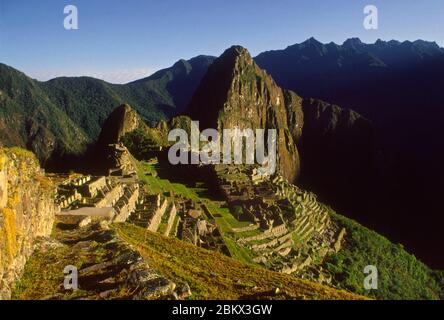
[127,152,443,300]
[326,210,444,300]
[0,56,215,164]
[181,46,443,300]
[0,64,89,163]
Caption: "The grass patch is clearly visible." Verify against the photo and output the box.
[135,160,258,263]
[113,222,364,300]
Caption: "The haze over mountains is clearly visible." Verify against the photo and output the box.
[1,37,444,268]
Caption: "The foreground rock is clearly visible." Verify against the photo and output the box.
[0,147,56,299]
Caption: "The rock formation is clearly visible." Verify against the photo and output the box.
[186,46,303,182]
[96,103,149,147]
[92,104,145,175]
[0,147,56,299]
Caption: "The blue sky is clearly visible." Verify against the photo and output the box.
[1,0,443,83]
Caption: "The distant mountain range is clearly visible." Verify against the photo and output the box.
[256,37,444,116]
[2,38,443,164]
[0,55,214,163]
[1,38,444,267]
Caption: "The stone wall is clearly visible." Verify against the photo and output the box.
[238,224,287,243]
[231,224,259,233]
[82,176,107,198]
[163,203,177,236]
[147,197,168,232]
[95,184,124,208]
[113,184,139,223]
[0,148,56,299]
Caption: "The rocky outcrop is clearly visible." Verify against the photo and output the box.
[0,147,56,299]
[91,104,144,175]
[96,104,149,147]
[105,143,137,176]
[187,46,302,182]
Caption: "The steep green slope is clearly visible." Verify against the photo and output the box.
[124,135,441,300]
[255,38,444,268]
[0,64,89,163]
[325,209,443,300]
[42,54,215,139]
[0,56,214,163]
[41,77,130,141]
[128,55,216,116]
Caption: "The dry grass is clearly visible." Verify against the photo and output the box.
[114,223,366,300]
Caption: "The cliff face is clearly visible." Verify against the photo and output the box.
[0,147,56,299]
[187,46,303,182]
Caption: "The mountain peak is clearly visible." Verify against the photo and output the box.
[186,45,257,128]
[374,39,401,47]
[343,38,364,48]
[188,55,217,66]
[172,58,189,67]
[97,103,147,146]
[117,103,133,113]
[412,39,441,51]
[171,59,193,75]
[226,45,249,53]
[303,37,322,45]
[172,58,191,69]
[219,45,252,63]
[186,45,302,181]
[297,37,326,56]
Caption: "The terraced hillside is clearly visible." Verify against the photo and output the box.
[114,223,363,300]
[133,160,253,263]
[5,145,443,300]
[132,158,444,300]
[213,164,343,285]
[11,208,363,300]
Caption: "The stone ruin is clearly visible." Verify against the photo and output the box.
[128,193,178,237]
[106,143,137,177]
[213,164,347,284]
[181,207,217,247]
[55,174,140,224]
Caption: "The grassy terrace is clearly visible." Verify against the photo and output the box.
[114,223,365,300]
[135,160,255,264]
